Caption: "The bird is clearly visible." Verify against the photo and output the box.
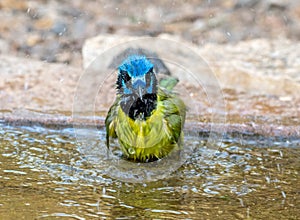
[105,55,186,162]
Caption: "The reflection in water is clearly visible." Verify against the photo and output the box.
[0,124,299,219]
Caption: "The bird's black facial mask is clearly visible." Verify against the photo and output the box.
[116,56,158,120]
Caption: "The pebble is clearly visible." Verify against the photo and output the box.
[0,0,28,10]
[51,21,67,35]
[34,17,54,30]
[26,34,42,47]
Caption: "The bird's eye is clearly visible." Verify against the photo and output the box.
[120,70,131,83]
[145,68,154,85]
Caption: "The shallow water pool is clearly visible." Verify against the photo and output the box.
[0,124,299,219]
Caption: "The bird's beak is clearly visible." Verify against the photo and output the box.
[138,86,144,100]
[132,77,146,100]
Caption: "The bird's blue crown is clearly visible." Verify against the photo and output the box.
[118,55,154,77]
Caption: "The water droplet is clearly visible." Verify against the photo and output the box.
[281,191,286,199]
[128,148,135,155]
[24,82,28,90]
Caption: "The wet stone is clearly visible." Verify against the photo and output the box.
[1,34,300,138]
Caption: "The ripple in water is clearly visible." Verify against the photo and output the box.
[0,124,299,219]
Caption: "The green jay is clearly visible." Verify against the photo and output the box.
[105,55,186,162]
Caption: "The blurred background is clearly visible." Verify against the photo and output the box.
[1,0,299,67]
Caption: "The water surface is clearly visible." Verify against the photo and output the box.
[0,124,299,219]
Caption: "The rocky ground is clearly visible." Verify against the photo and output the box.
[1,0,300,66]
[0,0,299,137]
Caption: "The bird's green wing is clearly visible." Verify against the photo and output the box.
[158,88,186,143]
[105,98,119,149]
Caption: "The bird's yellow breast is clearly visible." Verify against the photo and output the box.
[107,89,185,162]
[116,97,170,150]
